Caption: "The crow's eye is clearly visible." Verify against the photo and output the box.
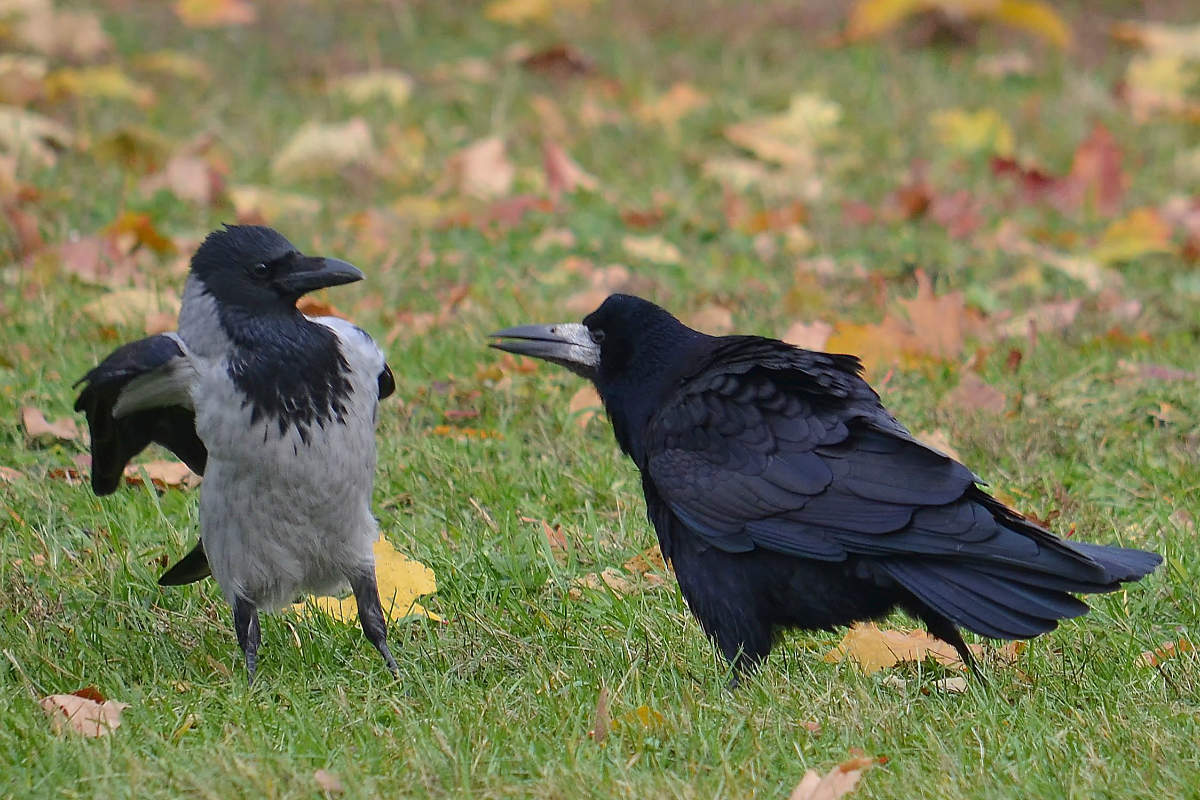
[589,329,605,345]
[250,262,270,279]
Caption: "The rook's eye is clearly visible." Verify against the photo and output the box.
[250,262,269,279]
[590,329,605,344]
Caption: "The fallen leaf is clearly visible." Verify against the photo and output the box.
[568,385,602,428]
[313,769,344,795]
[297,296,349,320]
[81,288,181,328]
[991,221,1118,291]
[569,567,637,599]
[991,123,1127,217]
[21,407,79,444]
[589,686,609,743]
[783,320,833,351]
[229,185,321,222]
[174,0,257,27]
[636,82,708,126]
[1140,638,1193,667]
[123,460,199,490]
[13,5,111,63]
[789,755,882,800]
[824,622,982,674]
[931,676,969,693]
[0,466,24,483]
[444,136,514,199]
[543,141,598,197]
[0,104,73,166]
[1111,20,1200,59]
[0,54,48,105]
[484,0,596,25]
[687,303,734,335]
[996,298,1081,339]
[330,70,413,108]
[45,66,155,106]
[271,118,376,181]
[622,234,681,265]
[132,50,214,83]
[292,538,438,622]
[1120,54,1200,122]
[1091,207,1175,264]
[725,93,841,168]
[944,373,1007,414]
[915,428,962,461]
[844,0,1072,49]
[106,211,176,254]
[40,693,129,737]
[1117,360,1197,382]
[610,704,666,733]
[520,44,594,78]
[976,50,1034,78]
[140,154,224,206]
[929,107,1014,157]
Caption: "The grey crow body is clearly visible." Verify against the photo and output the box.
[491,294,1161,676]
[76,225,398,682]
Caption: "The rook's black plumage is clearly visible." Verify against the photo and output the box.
[491,294,1161,675]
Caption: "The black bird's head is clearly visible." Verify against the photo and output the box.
[190,225,363,313]
[490,294,704,458]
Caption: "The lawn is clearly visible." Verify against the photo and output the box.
[1,1,1198,797]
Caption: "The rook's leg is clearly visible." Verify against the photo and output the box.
[233,596,261,684]
[350,570,399,676]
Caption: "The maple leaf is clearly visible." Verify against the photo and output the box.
[21,406,80,444]
[1091,208,1175,264]
[725,93,841,168]
[789,755,883,800]
[824,622,983,674]
[40,692,129,737]
[992,123,1127,217]
[291,538,438,623]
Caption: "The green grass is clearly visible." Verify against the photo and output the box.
[2,1,1199,797]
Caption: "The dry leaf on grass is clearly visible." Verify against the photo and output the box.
[622,234,681,265]
[543,141,598,197]
[1091,207,1175,264]
[687,303,734,335]
[0,105,73,166]
[123,460,199,490]
[312,769,345,795]
[1140,638,1193,667]
[636,82,708,126]
[589,685,609,742]
[824,622,982,674]
[0,465,24,483]
[843,0,1072,49]
[568,385,602,428]
[21,407,80,444]
[291,538,438,622]
[930,108,1014,157]
[13,5,111,62]
[789,755,883,800]
[140,154,225,206]
[725,93,841,168]
[271,118,376,181]
[444,137,514,199]
[331,70,413,108]
[174,0,257,27]
[783,320,832,351]
[40,692,129,737]
[943,373,1007,415]
[229,185,321,222]
[914,428,962,461]
[81,288,181,329]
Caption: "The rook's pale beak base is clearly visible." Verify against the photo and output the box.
[489,323,600,380]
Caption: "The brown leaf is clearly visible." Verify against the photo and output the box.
[568,385,602,429]
[106,211,176,255]
[782,320,832,351]
[312,769,344,795]
[944,373,1007,415]
[622,234,681,265]
[824,622,982,674]
[543,141,598,198]
[991,123,1127,217]
[21,407,79,444]
[122,460,199,490]
[14,6,111,63]
[0,465,24,483]
[444,137,514,200]
[635,82,708,126]
[589,686,609,743]
[996,298,1082,339]
[520,44,593,78]
[174,0,257,28]
[789,755,882,800]
[140,154,224,206]
[914,428,962,461]
[1140,638,1193,667]
[0,106,73,166]
[297,296,349,320]
[271,118,376,181]
[40,693,129,737]
[688,304,733,335]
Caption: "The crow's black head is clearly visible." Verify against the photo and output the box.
[190,225,363,313]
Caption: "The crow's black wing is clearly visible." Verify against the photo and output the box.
[74,334,206,495]
[643,337,1158,639]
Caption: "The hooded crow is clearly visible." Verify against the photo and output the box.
[491,294,1161,677]
[75,225,399,682]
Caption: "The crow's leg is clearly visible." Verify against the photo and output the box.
[918,609,986,681]
[350,569,399,677]
[233,595,261,685]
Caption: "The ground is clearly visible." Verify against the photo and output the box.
[1,1,1198,797]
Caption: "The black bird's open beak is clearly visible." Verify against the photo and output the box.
[277,256,364,295]
[489,322,600,380]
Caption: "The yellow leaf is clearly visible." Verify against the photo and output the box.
[635,82,709,126]
[292,538,439,623]
[81,288,181,329]
[823,622,980,674]
[271,118,377,181]
[1122,55,1200,122]
[844,0,927,42]
[228,185,322,221]
[173,0,256,28]
[1091,207,1175,264]
[993,0,1073,49]
[610,704,666,733]
[45,66,156,106]
[484,0,596,25]
[1111,21,1200,60]
[622,234,681,265]
[929,108,1014,157]
[132,51,214,83]
[724,93,841,167]
[331,70,414,108]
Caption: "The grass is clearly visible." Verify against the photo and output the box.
[2,1,1199,797]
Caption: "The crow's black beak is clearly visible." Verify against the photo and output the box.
[489,322,600,380]
[278,256,364,295]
